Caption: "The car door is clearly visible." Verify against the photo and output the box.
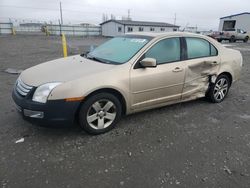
[238,29,246,40]
[130,37,186,110]
[182,37,220,101]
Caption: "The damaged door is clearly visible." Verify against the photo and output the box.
[182,37,220,101]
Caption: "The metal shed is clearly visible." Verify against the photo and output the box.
[100,20,179,37]
[219,12,250,32]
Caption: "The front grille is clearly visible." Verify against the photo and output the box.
[16,79,33,97]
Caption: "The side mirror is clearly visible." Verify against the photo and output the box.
[244,31,247,34]
[140,58,157,68]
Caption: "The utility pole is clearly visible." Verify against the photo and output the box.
[60,2,63,25]
[174,13,176,26]
[59,2,63,35]
[128,9,131,20]
[58,19,61,35]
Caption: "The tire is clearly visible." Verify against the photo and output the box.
[229,36,235,43]
[217,39,222,42]
[206,74,230,103]
[244,36,249,43]
[78,93,122,134]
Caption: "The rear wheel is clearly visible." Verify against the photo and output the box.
[229,36,236,43]
[79,93,122,134]
[244,36,249,43]
[217,38,222,42]
[206,74,230,103]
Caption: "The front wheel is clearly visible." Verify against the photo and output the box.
[78,93,122,134]
[206,74,230,103]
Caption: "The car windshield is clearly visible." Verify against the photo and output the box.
[87,35,151,64]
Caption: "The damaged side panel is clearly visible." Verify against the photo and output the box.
[182,56,220,101]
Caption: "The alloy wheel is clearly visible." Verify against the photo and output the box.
[86,99,117,130]
[213,78,229,101]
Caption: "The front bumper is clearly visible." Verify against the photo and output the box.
[12,87,81,125]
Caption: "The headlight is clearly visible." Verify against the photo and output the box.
[32,82,62,103]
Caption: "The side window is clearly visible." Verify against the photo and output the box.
[186,37,218,59]
[145,38,180,64]
[186,38,210,59]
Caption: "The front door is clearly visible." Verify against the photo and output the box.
[130,37,186,110]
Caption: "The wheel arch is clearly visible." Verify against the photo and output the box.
[76,88,127,119]
[217,72,233,86]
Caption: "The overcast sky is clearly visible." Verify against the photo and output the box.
[0,0,249,30]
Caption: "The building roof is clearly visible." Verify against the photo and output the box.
[220,12,250,19]
[100,19,179,28]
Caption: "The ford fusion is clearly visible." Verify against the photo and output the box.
[12,32,242,134]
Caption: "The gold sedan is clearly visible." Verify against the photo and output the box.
[12,32,242,134]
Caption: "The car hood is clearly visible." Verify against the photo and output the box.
[20,55,116,87]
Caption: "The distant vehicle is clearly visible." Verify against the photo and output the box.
[207,31,221,39]
[12,32,243,134]
[213,28,249,43]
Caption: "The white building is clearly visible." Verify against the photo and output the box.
[100,20,179,37]
[219,12,250,32]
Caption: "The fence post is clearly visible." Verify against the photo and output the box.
[45,26,50,36]
[11,23,16,35]
[61,34,68,57]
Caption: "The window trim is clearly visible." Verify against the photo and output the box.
[133,37,184,69]
[183,37,218,60]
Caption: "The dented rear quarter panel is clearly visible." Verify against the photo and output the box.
[218,48,242,83]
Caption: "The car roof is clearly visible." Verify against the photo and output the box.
[125,32,206,39]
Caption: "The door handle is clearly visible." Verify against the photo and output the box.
[172,67,183,72]
[204,61,218,66]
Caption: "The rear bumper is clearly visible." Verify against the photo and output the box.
[12,88,81,125]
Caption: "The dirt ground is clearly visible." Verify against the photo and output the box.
[0,35,250,188]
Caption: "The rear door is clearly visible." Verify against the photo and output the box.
[182,37,220,101]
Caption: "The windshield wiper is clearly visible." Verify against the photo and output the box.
[86,54,111,64]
